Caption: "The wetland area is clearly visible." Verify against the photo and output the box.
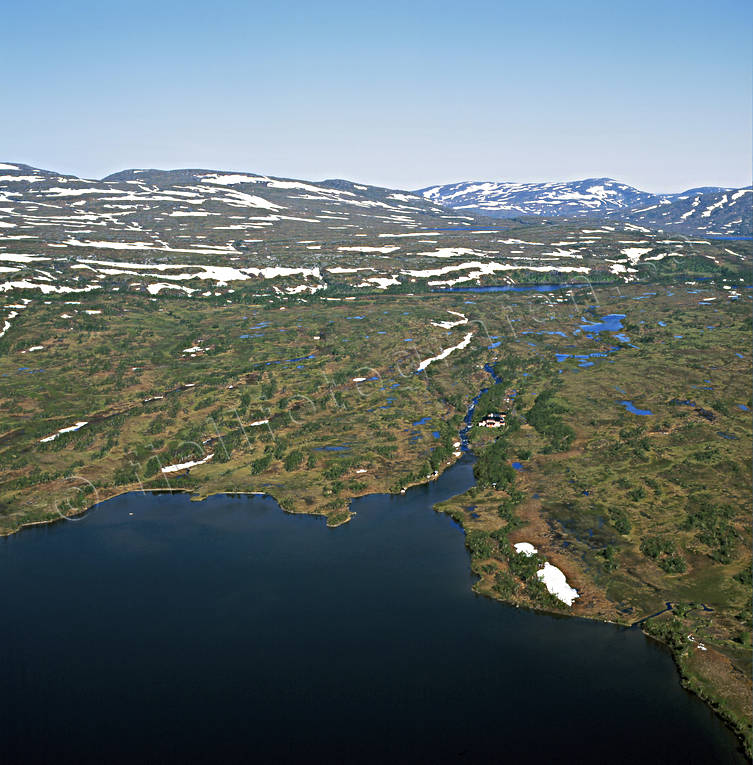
[1,257,751,761]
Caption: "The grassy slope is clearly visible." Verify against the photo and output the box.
[0,290,486,529]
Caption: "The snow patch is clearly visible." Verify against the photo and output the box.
[417,332,473,371]
[161,453,214,473]
[536,562,579,606]
[40,421,88,443]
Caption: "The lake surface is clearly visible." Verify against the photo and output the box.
[0,456,746,764]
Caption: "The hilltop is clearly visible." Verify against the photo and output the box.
[418,178,752,237]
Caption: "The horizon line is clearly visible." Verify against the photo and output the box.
[2,159,751,196]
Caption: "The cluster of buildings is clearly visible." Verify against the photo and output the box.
[478,412,506,428]
[477,389,515,428]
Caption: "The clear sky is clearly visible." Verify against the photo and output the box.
[2,0,751,192]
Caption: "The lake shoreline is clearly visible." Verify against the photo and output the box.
[5,461,750,758]
[4,337,750,758]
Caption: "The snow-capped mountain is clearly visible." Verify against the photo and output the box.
[0,161,475,249]
[418,178,752,236]
[0,161,748,301]
[420,178,652,217]
[624,187,751,236]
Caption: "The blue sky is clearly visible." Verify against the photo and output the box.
[1,0,750,191]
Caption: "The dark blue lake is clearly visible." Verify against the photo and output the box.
[619,400,655,416]
[580,313,626,333]
[0,458,745,764]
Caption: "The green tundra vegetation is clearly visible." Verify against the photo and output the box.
[0,272,750,752]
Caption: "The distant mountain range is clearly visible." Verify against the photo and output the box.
[1,161,750,262]
[418,178,752,237]
[0,161,476,250]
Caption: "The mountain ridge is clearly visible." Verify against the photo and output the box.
[1,161,749,238]
[417,177,751,236]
